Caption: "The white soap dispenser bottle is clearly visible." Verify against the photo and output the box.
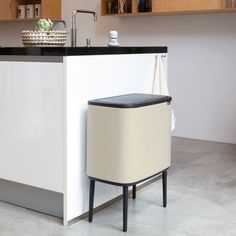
[108,31,119,47]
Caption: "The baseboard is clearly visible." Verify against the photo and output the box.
[0,178,63,218]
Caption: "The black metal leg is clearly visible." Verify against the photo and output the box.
[123,186,128,232]
[88,179,95,222]
[132,185,136,199]
[162,170,167,208]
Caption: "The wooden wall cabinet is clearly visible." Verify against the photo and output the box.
[0,0,61,21]
[101,0,236,16]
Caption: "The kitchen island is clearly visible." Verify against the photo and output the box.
[0,47,167,225]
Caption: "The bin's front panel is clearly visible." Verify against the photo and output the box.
[87,103,171,184]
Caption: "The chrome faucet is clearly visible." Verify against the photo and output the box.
[71,10,97,47]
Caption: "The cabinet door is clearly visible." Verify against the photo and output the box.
[0,0,13,20]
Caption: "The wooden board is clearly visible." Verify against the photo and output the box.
[152,0,226,12]
[41,0,61,19]
[0,0,13,20]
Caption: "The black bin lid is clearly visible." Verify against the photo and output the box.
[88,93,172,108]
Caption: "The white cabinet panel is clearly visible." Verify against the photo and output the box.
[0,61,64,193]
[64,54,165,222]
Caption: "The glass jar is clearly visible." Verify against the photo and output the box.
[139,0,146,12]
[139,0,152,12]
[145,0,152,12]
[227,0,236,8]
[107,0,118,14]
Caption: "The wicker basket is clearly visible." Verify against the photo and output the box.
[22,30,66,47]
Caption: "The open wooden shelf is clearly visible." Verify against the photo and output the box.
[102,7,236,17]
[101,0,236,17]
[0,0,61,21]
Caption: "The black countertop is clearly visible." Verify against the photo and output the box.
[0,47,167,56]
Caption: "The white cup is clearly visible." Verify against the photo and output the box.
[34,4,41,18]
[18,5,26,19]
[26,5,34,18]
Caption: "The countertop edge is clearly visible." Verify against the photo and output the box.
[0,47,168,56]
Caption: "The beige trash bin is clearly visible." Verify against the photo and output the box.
[87,93,172,232]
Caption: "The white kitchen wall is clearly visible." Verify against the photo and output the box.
[0,0,236,144]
